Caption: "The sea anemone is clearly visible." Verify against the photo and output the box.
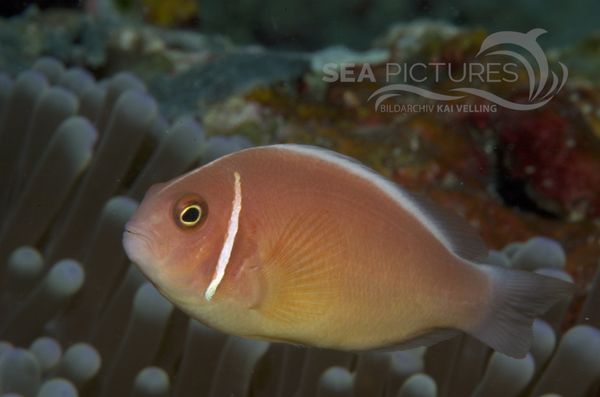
[0,59,599,397]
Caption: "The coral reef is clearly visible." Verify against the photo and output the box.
[0,6,231,76]
[0,58,599,397]
[197,0,599,50]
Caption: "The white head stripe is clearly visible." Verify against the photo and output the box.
[204,171,242,301]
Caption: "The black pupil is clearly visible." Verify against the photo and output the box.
[182,207,200,223]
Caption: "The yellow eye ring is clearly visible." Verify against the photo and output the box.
[179,204,202,227]
[173,195,207,229]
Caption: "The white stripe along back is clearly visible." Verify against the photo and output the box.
[272,144,476,261]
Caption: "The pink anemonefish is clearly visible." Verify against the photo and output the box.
[123,144,575,358]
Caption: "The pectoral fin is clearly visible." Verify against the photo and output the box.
[255,210,344,325]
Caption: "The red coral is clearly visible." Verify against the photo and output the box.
[464,107,494,129]
[499,108,600,218]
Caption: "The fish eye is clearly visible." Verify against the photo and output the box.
[180,204,202,226]
[174,195,207,229]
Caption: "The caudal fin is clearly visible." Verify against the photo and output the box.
[470,265,576,358]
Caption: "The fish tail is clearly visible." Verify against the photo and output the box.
[470,264,575,358]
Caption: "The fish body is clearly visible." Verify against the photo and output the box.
[123,144,574,357]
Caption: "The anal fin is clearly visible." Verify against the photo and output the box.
[376,328,461,352]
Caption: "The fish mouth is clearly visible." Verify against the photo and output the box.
[123,224,154,264]
[122,224,166,285]
[124,226,151,243]
[124,220,153,243]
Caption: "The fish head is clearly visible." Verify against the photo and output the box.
[123,167,233,309]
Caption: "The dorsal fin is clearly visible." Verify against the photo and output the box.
[401,189,488,262]
[273,144,489,262]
